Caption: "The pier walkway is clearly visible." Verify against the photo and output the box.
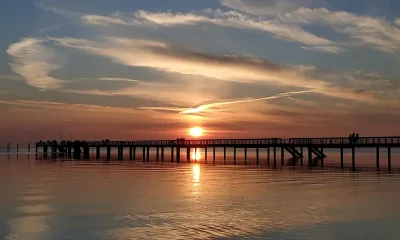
[36,136,400,170]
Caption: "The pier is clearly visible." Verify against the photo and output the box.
[35,136,400,170]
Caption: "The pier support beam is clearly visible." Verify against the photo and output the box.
[223,147,226,164]
[244,148,247,165]
[177,147,180,163]
[281,147,284,166]
[234,147,237,165]
[129,147,133,160]
[388,147,392,171]
[67,147,72,158]
[96,147,100,159]
[156,147,159,161]
[256,148,259,165]
[376,147,380,170]
[352,147,355,171]
[340,148,344,169]
[300,147,303,166]
[171,147,174,162]
[267,147,270,166]
[187,148,190,162]
[321,148,324,167]
[213,147,216,164]
[106,147,111,160]
[205,147,208,163]
[117,147,123,160]
[273,147,277,168]
[161,147,164,162]
[83,147,90,160]
[142,147,146,161]
[308,147,312,167]
[146,147,150,161]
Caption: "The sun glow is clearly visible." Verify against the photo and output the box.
[189,127,204,137]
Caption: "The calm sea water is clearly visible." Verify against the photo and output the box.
[1,153,400,239]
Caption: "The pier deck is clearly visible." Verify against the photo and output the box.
[36,136,400,170]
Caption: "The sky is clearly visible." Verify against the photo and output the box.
[0,0,400,144]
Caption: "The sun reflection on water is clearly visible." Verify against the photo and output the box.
[192,164,200,187]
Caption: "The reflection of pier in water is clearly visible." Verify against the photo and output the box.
[36,137,400,171]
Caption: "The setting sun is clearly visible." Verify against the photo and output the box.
[189,127,204,137]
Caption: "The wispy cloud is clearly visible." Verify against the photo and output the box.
[81,14,137,26]
[220,0,324,16]
[49,36,388,104]
[135,10,333,46]
[281,8,400,53]
[50,37,324,88]
[6,38,64,89]
[180,90,314,114]
[95,77,140,82]
[301,45,345,54]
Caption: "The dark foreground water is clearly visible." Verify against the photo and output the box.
[1,154,400,240]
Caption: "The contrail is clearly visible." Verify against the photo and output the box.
[180,90,314,114]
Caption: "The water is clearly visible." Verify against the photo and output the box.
[1,154,400,239]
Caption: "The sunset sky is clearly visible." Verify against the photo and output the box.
[1,0,400,144]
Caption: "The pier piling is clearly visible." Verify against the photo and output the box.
[376,147,380,170]
[388,147,392,171]
[340,148,344,169]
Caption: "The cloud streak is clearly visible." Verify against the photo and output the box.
[281,8,400,52]
[6,38,64,89]
[180,90,315,114]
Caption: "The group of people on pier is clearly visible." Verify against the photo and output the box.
[349,133,360,144]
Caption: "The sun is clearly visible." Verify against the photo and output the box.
[189,127,204,137]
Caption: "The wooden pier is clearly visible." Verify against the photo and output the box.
[35,137,400,170]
